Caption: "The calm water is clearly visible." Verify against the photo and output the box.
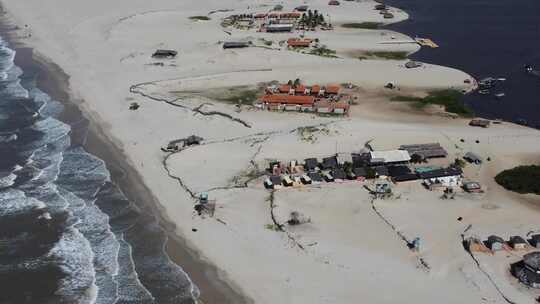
[0,37,197,304]
[384,0,540,127]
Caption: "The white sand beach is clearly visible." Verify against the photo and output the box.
[3,0,540,303]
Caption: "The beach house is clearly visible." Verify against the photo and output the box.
[509,236,528,250]
[369,150,411,165]
[486,235,505,251]
[511,252,540,288]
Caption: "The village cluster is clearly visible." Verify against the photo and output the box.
[466,235,540,289]
[256,82,350,115]
[222,5,332,33]
[263,142,483,193]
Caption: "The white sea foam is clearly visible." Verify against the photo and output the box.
[0,188,46,216]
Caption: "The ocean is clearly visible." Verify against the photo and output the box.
[384,0,540,128]
[0,36,198,303]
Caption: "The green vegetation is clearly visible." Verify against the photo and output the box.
[453,158,467,169]
[265,224,281,231]
[189,15,211,21]
[390,90,473,117]
[308,46,338,58]
[361,51,408,60]
[215,88,260,105]
[341,22,382,29]
[298,9,327,28]
[495,165,540,195]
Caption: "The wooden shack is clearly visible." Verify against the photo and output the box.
[509,236,528,250]
[469,119,490,128]
[152,49,178,58]
[486,235,505,251]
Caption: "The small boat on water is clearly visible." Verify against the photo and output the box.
[478,89,490,95]
[494,93,505,98]
[525,65,540,77]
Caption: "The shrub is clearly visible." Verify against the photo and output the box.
[495,165,540,195]
[189,16,211,21]
[341,22,382,29]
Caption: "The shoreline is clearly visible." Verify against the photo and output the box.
[1,15,250,304]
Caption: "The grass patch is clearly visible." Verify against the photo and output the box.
[362,51,408,60]
[213,87,260,105]
[495,165,540,195]
[341,22,382,29]
[308,46,338,58]
[391,90,473,116]
[189,16,211,21]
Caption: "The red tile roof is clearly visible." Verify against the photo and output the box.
[279,85,291,93]
[255,13,267,18]
[261,95,315,105]
[325,85,340,94]
[288,40,311,47]
[295,85,306,93]
[311,85,321,93]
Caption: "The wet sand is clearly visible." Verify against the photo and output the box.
[7,28,249,304]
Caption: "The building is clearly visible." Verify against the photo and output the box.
[304,158,318,171]
[469,119,490,128]
[310,85,321,95]
[282,175,294,187]
[509,236,528,250]
[223,42,250,49]
[325,85,341,95]
[278,85,292,94]
[328,0,340,5]
[353,167,368,178]
[152,49,178,58]
[321,156,338,170]
[464,152,482,165]
[374,166,389,177]
[389,166,418,182]
[331,168,346,181]
[530,235,540,248]
[352,153,370,168]
[420,167,462,188]
[260,95,315,107]
[463,181,482,193]
[294,84,307,94]
[333,102,350,114]
[336,153,352,165]
[295,5,309,11]
[287,39,312,48]
[266,24,294,32]
[369,150,411,165]
[486,235,505,251]
[322,171,334,182]
[308,171,323,182]
[400,143,448,159]
[511,252,540,288]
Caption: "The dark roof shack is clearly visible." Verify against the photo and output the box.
[223,42,250,49]
[400,143,448,159]
[331,168,346,180]
[418,166,462,179]
[321,156,338,170]
[152,49,178,58]
[304,158,319,171]
[308,171,323,182]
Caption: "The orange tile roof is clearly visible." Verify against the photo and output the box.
[288,40,311,47]
[325,85,341,94]
[295,85,306,93]
[255,13,267,18]
[311,85,321,93]
[261,95,315,105]
[333,102,349,109]
[279,85,291,93]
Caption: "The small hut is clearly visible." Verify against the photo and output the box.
[509,236,528,250]
[530,234,540,248]
[511,252,540,288]
[486,235,505,251]
[321,156,338,170]
[331,168,346,181]
[304,158,319,171]
[308,171,323,183]
[464,152,482,165]
[152,49,178,58]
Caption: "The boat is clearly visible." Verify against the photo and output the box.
[494,93,505,98]
[525,65,540,77]
[478,89,490,95]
